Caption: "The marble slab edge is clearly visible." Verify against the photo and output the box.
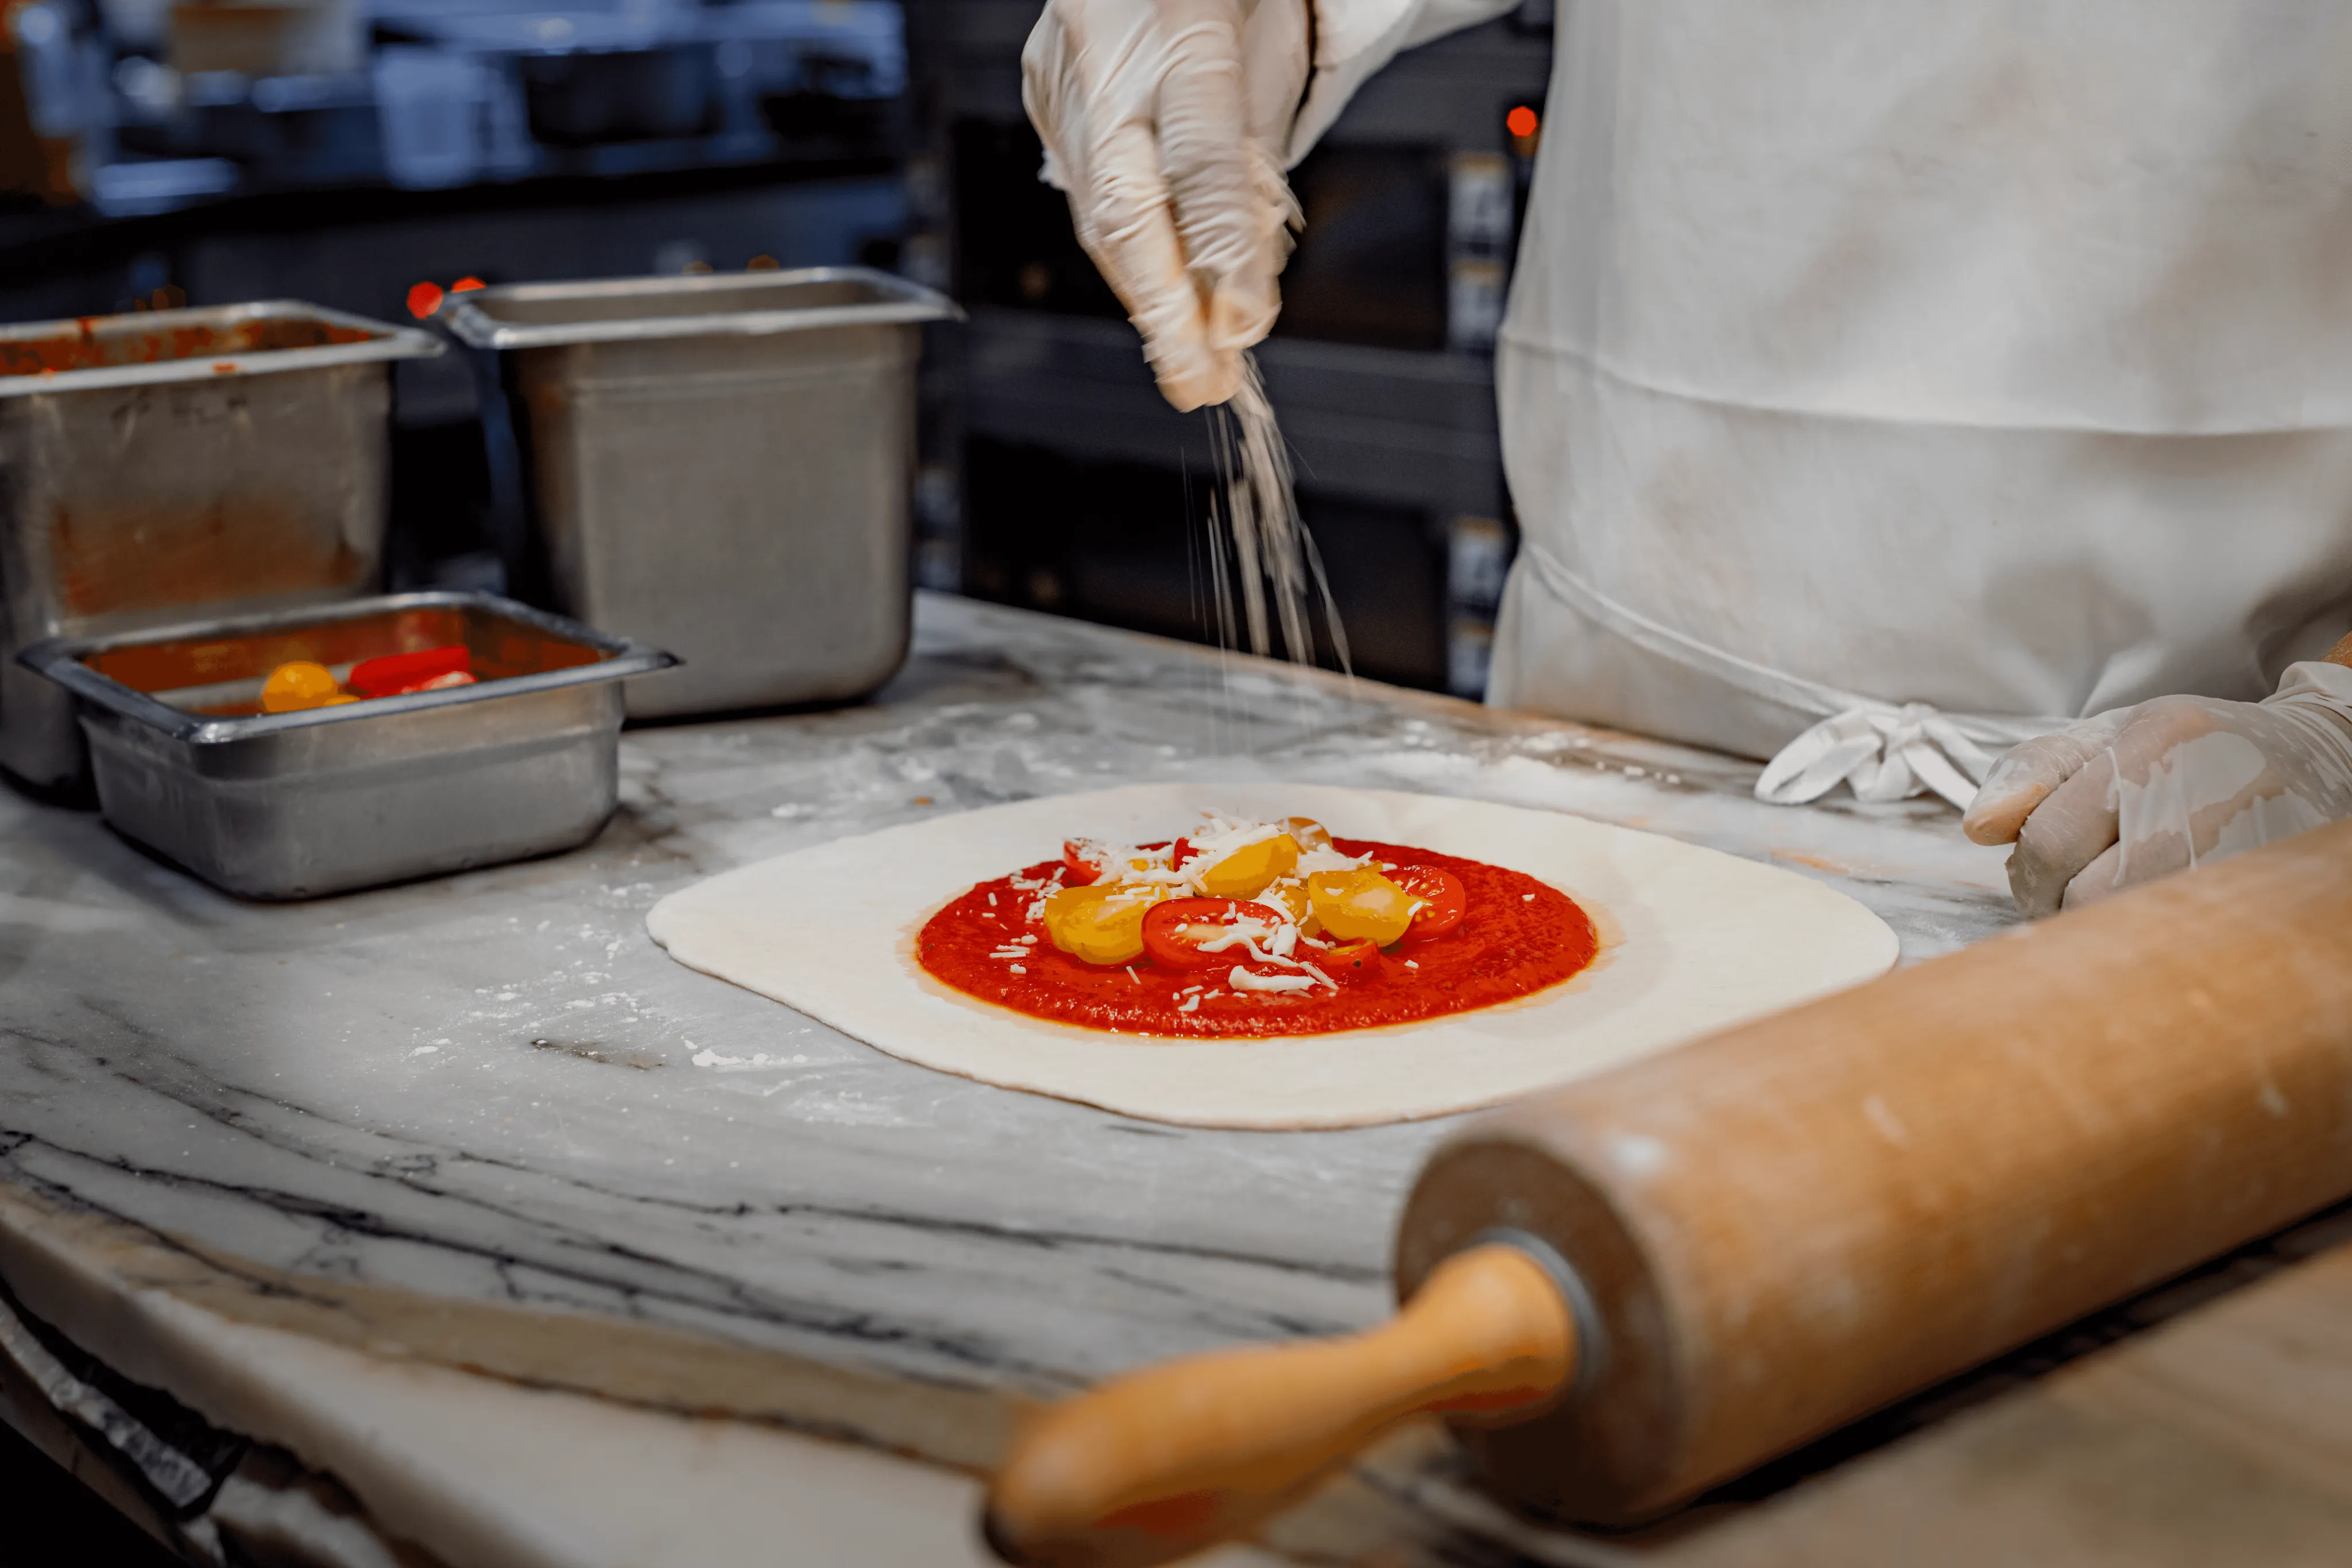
[0,1180,1546,1568]
[0,1179,1009,1468]
[14,1157,2352,1568]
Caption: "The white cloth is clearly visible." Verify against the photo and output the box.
[1517,541,2052,810]
[1323,1,2352,803]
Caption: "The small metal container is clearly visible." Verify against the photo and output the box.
[0,300,441,792]
[440,267,958,720]
[17,592,676,900]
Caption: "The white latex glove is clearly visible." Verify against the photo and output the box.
[1963,661,2352,916]
[1022,0,1512,408]
[1023,0,1310,411]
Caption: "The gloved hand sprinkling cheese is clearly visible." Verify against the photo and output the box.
[1023,0,1310,410]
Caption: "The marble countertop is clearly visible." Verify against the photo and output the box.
[0,591,2036,1565]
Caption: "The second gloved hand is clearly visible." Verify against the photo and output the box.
[1023,0,1310,411]
[1962,661,2352,916]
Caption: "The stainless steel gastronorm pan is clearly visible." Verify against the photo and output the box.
[439,267,958,719]
[0,300,441,791]
[18,591,675,899]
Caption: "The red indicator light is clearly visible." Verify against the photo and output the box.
[407,281,445,319]
[1506,105,1539,140]
[451,276,485,292]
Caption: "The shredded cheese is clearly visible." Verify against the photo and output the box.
[1228,966,1316,994]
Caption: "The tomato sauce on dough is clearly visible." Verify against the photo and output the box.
[916,838,1599,1037]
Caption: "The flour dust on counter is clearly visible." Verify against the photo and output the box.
[645,783,1898,1129]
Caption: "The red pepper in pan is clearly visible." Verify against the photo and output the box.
[347,645,475,698]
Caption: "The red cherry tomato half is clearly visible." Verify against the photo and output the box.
[1315,939,1383,984]
[348,645,471,699]
[1388,865,1468,941]
[1061,840,1105,885]
[1142,897,1271,970]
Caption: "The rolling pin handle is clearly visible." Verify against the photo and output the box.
[1467,1227,1607,1399]
[981,1240,1582,1568]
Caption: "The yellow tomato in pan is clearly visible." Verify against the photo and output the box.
[1042,883,1167,965]
[1195,833,1299,899]
[1306,867,1417,946]
[261,661,357,713]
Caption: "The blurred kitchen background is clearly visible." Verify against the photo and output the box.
[0,0,1554,699]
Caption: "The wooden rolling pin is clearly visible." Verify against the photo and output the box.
[985,816,2352,1567]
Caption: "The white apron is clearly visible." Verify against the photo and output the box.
[1329,1,2352,807]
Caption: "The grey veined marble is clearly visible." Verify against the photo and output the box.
[0,593,2018,1415]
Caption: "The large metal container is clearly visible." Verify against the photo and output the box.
[440,267,957,719]
[17,592,675,899]
[0,300,440,792]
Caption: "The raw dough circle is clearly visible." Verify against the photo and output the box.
[646,784,1899,1130]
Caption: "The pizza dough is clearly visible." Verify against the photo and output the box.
[645,784,1899,1130]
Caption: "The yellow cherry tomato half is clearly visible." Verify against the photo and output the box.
[1252,880,1320,935]
[1306,866,1417,946]
[1042,883,1165,965]
[1281,816,1333,850]
[261,661,346,713]
[1195,833,1300,899]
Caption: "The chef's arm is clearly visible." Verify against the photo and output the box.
[1023,0,1519,411]
[1962,637,2352,916]
[1288,1,1527,158]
